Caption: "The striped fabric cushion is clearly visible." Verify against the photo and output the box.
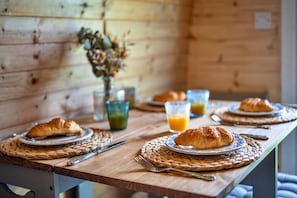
[226,172,297,198]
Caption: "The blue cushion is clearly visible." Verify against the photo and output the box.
[278,183,297,194]
[278,173,297,183]
[278,190,297,198]
[226,172,297,198]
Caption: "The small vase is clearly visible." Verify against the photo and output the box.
[103,76,114,102]
[93,76,114,121]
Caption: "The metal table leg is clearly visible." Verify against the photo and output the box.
[242,148,277,198]
[0,162,85,198]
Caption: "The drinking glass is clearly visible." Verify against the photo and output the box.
[93,90,107,121]
[165,101,190,133]
[106,100,130,131]
[187,89,210,118]
[123,87,135,108]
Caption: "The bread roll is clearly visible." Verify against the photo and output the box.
[239,98,274,112]
[174,126,234,149]
[26,117,83,138]
[176,91,186,100]
[153,91,185,102]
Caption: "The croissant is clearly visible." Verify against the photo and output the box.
[26,117,83,138]
[239,98,274,112]
[153,91,186,102]
[174,126,234,149]
[176,91,186,101]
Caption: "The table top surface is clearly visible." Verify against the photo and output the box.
[1,100,297,198]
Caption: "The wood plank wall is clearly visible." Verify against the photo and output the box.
[0,0,192,134]
[0,0,283,197]
[188,0,281,102]
[0,0,281,131]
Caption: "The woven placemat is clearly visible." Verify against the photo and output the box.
[0,129,111,160]
[214,107,297,125]
[141,135,262,171]
[134,102,165,112]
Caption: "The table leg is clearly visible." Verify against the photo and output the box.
[0,162,85,198]
[74,181,93,198]
[242,148,277,198]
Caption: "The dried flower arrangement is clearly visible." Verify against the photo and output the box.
[77,27,131,78]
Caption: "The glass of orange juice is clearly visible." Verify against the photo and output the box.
[187,89,210,118]
[165,101,190,133]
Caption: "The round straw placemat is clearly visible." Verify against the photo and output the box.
[141,135,262,171]
[0,129,111,160]
[134,102,165,112]
[214,107,297,125]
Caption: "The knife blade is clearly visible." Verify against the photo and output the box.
[67,140,126,166]
[239,133,269,140]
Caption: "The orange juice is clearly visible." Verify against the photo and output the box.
[191,102,206,115]
[167,114,189,132]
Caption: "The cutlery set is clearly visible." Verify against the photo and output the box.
[133,111,270,181]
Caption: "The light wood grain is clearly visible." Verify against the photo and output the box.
[105,0,192,22]
[0,0,282,147]
[187,0,281,102]
[5,103,292,198]
[0,0,105,18]
[0,17,104,44]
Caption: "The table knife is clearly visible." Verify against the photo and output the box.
[239,133,269,140]
[67,140,126,166]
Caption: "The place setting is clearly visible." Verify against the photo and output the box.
[0,117,113,160]
[134,89,211,118]
[135,100,263,180]
[134,90,186,112]
[212,98,297,125]
[136,127,262,179]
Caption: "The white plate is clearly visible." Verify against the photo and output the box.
[146,97,165,106]
[165,133,246,156]
[18,128,93,146]
[228,103,285,116]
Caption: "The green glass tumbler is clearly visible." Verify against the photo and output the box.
[106,100,130,131]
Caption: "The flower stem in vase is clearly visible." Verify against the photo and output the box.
[103,76,114,102]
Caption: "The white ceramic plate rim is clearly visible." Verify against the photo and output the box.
[228,103,285,116]
[146,97,165,106]
[18,127,93,146]
[165,133,246,156]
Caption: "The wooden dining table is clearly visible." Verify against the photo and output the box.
[0,100,297,198]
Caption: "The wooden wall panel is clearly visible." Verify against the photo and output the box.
[0,0,105,19]
[187,0,281,102]
[0,86,95,130]
[0,0,191,132]
[0,17,103,44]
[0,0,281,133]
[105,0,192,21]
[107,21,189,40]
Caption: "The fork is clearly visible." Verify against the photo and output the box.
[210,113,271,130]
[135,155,215,181]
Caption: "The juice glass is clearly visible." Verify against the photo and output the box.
[187,89,210,118]
[165,101,190,133]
